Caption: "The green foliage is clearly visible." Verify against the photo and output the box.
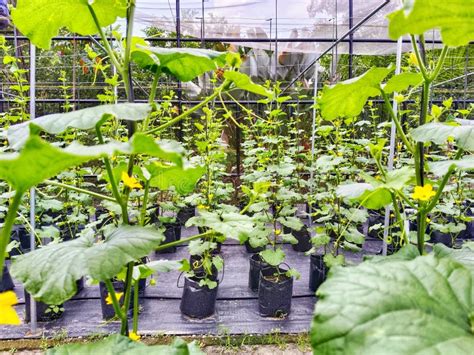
[12,0,128,49]
[47,335,203,355]
[388,0,474,47]
[223,71,274,98]
[8,103,152,149]
[260,248,286,267]
[410,120,474,152]
[11,226,164,305]
[134,45,227,81]
[311,252,474,354]
[319,66,393,120]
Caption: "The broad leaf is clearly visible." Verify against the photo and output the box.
[11,226,164,304]
[311,253,474,354]
[0,134,186,193]
[319,66,393,120]
[8,103,152,149]
[47,335,204,355]
[148,164,205,195]
[186,209,257,242]
[388,0,474,47]
[12,0,127,49]
[133,260,182,281]
[410,120,474,151]
[137,46,226,82]
[0,136,121,193]
[260,248,285,267]
[383,72,423,94]
[429,156,474,176]
[223,71,274,98]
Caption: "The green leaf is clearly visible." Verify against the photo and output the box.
[11,226,164,305]
[133,260,182,281]
[12,0,127,50]
[137,46,226,82]
[0,136,118,192]
[388,0,474,47]
[410,120,474,151]
[47,335,204,355]
[319,66,393,120]
[186,209,257,242]
[131,134,184,167]
[383,72,423,94]
[277,216,303,231]
[429,156,474,176]
[8,103,152,149]
[148,164,205,195]
[311,253,474,354]
[260,248,285,266]
[223,71,274,98]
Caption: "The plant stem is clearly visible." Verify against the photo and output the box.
[381,90,414,154]
[390,192,407,245]
[0,190,24,272]
[95,126,128,223]
[132,280,139,333]
[410,35,429,81]
[155,231,212,252]
[139,181,150,226]
[87,4,122,72]
[120,262,134,335]
[430,46,449,82]
[104,279,125,321]
[44,180,116,202]
[145,80,230,135]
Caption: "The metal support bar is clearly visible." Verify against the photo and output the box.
[382,36,403,256]
[348,0,354,78]
[309,62,320,226]
[28,42,37,335]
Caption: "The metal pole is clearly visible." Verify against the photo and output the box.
[382,36,403,256]
[348,0,354,78]
[29,41,38,334]
[309,62,320,226]
[274,0,278,81]
[176,0,183,141]
[281,0,390,93]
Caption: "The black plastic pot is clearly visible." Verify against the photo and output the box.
[284,225,312,252]
[244,240,266,253]
[180,276,218,319]
[75,277,85,295]
[177,206,195,226]
[430,231,453,247]
[189,255,218,281]
[0,265,15,292]
[156,222,181,254]
[248,253,268,292]
[309,254,328,292]
[24,292,64,322]
[367,211,384,239]
[12,225,31,253]
[258,266,293,318]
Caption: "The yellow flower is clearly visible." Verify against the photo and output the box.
[121,172,143,190]
[129,331,141,341]
[275,229,282,236]
[408,52,419,66]
[426,217,431,223]
[0,291,21,325]
[105,291,123,305]
[411,184,436,201]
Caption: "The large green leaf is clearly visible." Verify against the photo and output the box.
[11,0,127,49]
[136,46,226,82]
[260,248,285,267]
[11,226,164,305]
[410,120,474,151]
[383,72,423,94]
[47,335,204,355]
[8,103,152,149]
[319,66,393,120]
[311,253,474,354]
[0,136,121,193]
[0,134,186,193]
[186,210,257,242]
[337,167,413,209]
[223,71,274,98]
[429,156,474,176]
[388,0,474,47]
[148,164,205,195]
